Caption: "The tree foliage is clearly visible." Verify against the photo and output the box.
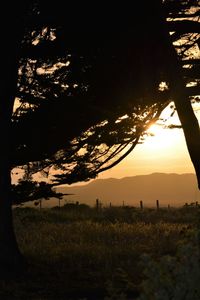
[11,180,63,205]
[10,0,200,199]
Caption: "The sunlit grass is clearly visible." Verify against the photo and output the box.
[0,206,198,299]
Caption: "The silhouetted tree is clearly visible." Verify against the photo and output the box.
[163,0,200,189]
[12,0,200,186]
[11,181,63,205]
[0,0,199,274]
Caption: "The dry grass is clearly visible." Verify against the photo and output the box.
[0,206,198,300]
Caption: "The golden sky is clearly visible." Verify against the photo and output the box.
[97,103,200,180]
[12,102,200,185]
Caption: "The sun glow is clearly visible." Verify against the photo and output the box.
[145,123,181,152]
[144,104,181,151]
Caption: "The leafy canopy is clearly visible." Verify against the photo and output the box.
[10,0,200,201]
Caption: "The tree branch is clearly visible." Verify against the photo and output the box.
[168,20,200,33]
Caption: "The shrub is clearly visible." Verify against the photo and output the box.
[138,229,200,300]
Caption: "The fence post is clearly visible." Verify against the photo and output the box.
[156,200,159,210]
[96,198,99,211]
[140,200,143,210]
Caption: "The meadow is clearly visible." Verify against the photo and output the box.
[0,203,199,300]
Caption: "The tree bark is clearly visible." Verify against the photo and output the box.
[0,10,26,276]
[0,110,24,276]
[0,159,24,277]
[156,1,200,189]
[163,16,200,188]
[171,73,200,189]
[175,93,200,189]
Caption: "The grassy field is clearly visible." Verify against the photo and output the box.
[0,204,199,300]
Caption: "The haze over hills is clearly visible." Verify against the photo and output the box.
[55,173,200,208]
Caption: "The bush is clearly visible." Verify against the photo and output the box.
[138,229,200,300]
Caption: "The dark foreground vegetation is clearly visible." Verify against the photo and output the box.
[1,204,200,300]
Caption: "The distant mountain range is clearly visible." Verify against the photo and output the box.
[55,173,200,208]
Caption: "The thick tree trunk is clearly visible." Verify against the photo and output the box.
[168,58,200,189]
[174,89,200,189]
[164,39,200,188]
[0,161,24,277]
[158,2,200,189]
[0,10,26,276]
[0,97,24,277]
[0,112,24,276]
[0,115,24,276]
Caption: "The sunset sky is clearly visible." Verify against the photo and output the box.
[97,103,200,180]
[12,102,200,186]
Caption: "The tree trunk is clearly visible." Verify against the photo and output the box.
[0,161,24,277]
[168,47,200,189]
[163,20,200,188]
[174,89,200,189]
[0,12,26,277]
[0,110,24,277]
[156,1,200,189]
[0,105,25,277]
